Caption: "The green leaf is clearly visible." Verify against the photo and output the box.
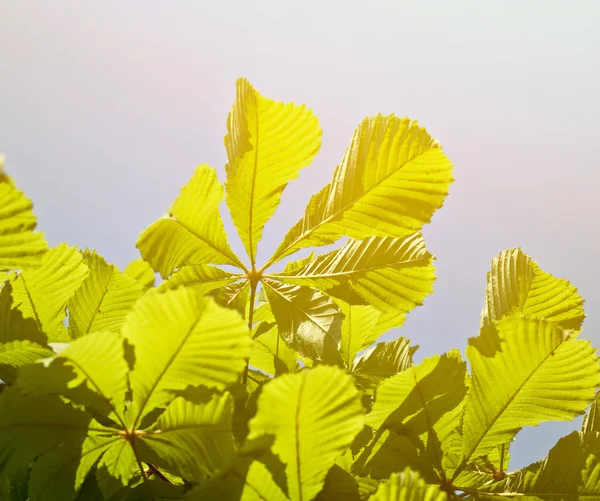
[158,263,242,295]
[184,451,289,501]
[263,280,344,362]
[0,388,93,480]
[273,233,435,314]
[27,434,118,501]
[68,250,143,338]
[122,288,251,427]
[468,431,600,500]
[582,392,600,433]
[137,164,243,275]
[459,316,600,472]
[0,157,48,271]
[247,365,364,501]
[250,321,299,376]
[225,77,321,265]
[481,248,585,330]
[369,468,447,501]
[0,281,50,382]
[209,280,251,317]
[367,351,467,473]
[16,330,130,420]
[0,340,53,383]
[94,439,140,500]
[352,337,416,380]
[123,258,155,290]
[141,392,236,481]
[268,115,453,265]
[10,244,89,341]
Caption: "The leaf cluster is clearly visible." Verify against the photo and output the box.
[0,82,599,501]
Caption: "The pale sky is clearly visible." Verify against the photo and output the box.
[1,0,599,470]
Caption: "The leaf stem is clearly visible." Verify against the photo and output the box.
[242,274,259,384]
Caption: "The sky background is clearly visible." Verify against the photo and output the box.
[1,0,599,471]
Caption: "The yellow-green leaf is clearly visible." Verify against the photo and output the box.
[274,233,435,314]
[122,288,251,427]
[268,115,453,265]
[263,280,343,362]
[225,77,322,265]
[68,250,143,338]
[247,365,365,501]
[10,244,89,341]
[137,164,243,275]
[369,468,447,501]
[459,316,600,472]
[367,351,468,472]
[158,263,242,295]
[123,258,155,290]
[0,156,48,271]
[481,248,585,330]
[250,321,299,376]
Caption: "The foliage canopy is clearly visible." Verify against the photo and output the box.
[0,81,598,501]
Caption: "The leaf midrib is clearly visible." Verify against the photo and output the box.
[455,332,572,481]
[267,145,443,267]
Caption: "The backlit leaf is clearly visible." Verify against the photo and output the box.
[0,157,48,271]
[68,250,143,338]
[263,280,343,362]
[268,115,453,265]
[10,244,89,341]
[247,365,364,501]
[123,258,155,290]
[225,77,321,265]
[481,248,585,330]
[137,164,243,274]
[459,316,600,472]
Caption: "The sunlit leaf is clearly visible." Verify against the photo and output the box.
[263,280,343,362]
[10,244,89,341]
[247,365,364,501]
[68,250,143,338]
[225,77,321,265]
[158,263,242,295]
[137,164,243,274]
[123,258,155,290]
[459,316,600,472]
[273,233,435,314]
[122,288,251,427]
[369,468,447,501]
[481,248,585,330]
[0,156,48,271]
[268,115,453,265]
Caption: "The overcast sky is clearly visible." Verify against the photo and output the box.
[1,0,599,470]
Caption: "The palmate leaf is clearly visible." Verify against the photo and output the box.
[369,468,447,501]
[123,287,251,427]
[123,258,155,290]
[68,250,143,338]
[10,244,89,341]
[481,248,585,330]
[247,365,365,501]
[224,77,322,265]
[139,392,236,482]
[272,233,435,314]
[458,316,600,476]
[0,156,48,271]
[262,280,344,362]
[267,115,454,266]
[1,288,252,500]
[137,164,243,275]
[469,431,600,500]
[353,337,415,378]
